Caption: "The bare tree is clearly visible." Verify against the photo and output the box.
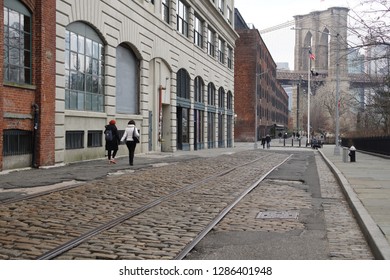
[349,0,390,49]
[347,0,390,135]
[313,81,359,135]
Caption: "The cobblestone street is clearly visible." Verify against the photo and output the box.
[0,149,374,260]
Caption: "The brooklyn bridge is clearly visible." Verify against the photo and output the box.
[271,7,382,138]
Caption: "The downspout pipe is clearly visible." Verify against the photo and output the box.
[32,103,39,168]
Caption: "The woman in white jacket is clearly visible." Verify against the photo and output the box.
[121,120,140,166]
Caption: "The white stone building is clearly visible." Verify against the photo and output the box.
[55,0,238,163]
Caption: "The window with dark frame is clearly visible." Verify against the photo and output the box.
[218,38,225,64]
[65,23,105,112]
[162,0,169,23]
[87,130,102,147]
[227,91,233,110]
[3,3,32,84]
[227,46,232,69]
[176,0,188,37]
[2,130,32,156]
[207,28,215,57]
[218,0,224,14]
[218,87,225,109]
[227,6,232,24]
[194,15,203,48]
[66,131,84,149]
[194,76,204,103]
[208,83,216,106]
[177,68,190,99]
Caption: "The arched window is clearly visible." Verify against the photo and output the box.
[194,76,204,103]
[218,87,225,109]
[116,44,139,114]
[176,68,190,99]
[207,83,215,106]
[65,22,104,112]
[3,0,32,84]
[227,91,233,110]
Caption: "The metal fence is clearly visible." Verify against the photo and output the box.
[341,136,390,156]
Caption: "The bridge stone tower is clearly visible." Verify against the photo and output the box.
[291,7,349,135]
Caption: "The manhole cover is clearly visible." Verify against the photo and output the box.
[256,211,299,219]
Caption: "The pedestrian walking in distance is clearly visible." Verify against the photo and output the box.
[266,134,271,149]
[261,136,266,149]
[104,120,120,164]
[121,120,140,166]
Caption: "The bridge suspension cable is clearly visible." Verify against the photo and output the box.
[259,20,295,34]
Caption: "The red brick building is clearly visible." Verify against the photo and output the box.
[234,9,288,142]
[0,0,56,170]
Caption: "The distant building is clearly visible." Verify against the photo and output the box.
[277,62,290,71]
[234,9,289,141]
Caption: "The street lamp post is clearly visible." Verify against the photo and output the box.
[307,49,311,146]
[254,65,269,149]
[334,33,341,155]
[296,76,302,134]
[254,67,258,149]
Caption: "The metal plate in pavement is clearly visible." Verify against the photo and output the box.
[256,210,299,219]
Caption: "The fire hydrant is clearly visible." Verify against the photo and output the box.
[349,146,356,162]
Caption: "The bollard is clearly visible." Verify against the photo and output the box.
[349,146,356,162]
[342,147,348,163]
[292,138,294,147]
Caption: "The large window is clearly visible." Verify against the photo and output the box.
[65,22,104,112]
[227,6,232,24]
[194,76,204,103]
[116,44,139,114]
[162,0,169,23]
[208,83,216,106]
[218,87,225,109]
[218,0,224,14]
[3,1,32,84]
[218,38,225,64]
[177,68,190,99]
[227,91,233,110]
[227,46,233,69]
[194,15,203,48]
[176,0,188,37]
[207,28,215,57]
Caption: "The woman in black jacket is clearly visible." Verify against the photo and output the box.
[104,120,120,164]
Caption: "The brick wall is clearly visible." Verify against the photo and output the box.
[234,30,257,142]
[234,28,289,142]
[0,0,56,170]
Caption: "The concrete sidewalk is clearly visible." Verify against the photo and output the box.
[319,145,390,259]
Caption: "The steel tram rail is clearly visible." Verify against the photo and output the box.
[175,154,292,259]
